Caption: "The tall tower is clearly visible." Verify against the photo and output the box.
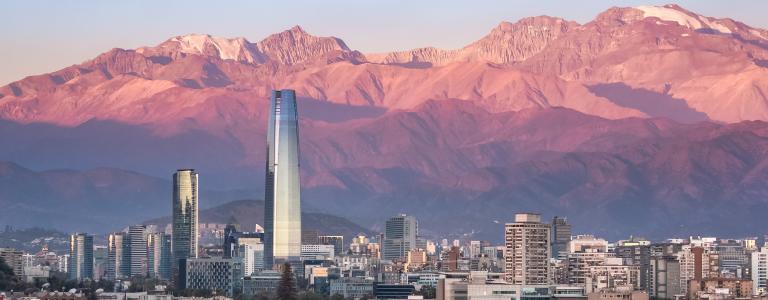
[128,225,147,277]
[172,169,199,274]
[148,232,172,280]
[106,232,127,281]
[504,213,551,285]
[264,89,302,269]
[551,216,571,260]
[383,214,418,261]
[68,233,94,280]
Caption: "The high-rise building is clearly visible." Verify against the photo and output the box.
[319,235,344,256]
[173,169,199,275]
[107,232,129,281]
[223,224,240,259]
[93,246,108,281]
[264,89,302,269]
[128,225,148,277]
[752,246,768,295]
[468,241,482,258]
[148,232,172,280]
[68,233,94,280]
[678,245,720,295]
[220,225,265,276]
[0,248,23,279]
[568,235,609,285]
[552,216,572,260]
[615,239,652,293]
[383,214,418,261]
[718,239,749,278]
[58,255,69,274]
[440,246,461,272]
[649,256,681,299]
[504,213,550,285]
[239,236,265,276]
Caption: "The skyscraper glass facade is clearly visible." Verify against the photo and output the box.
[173,169,199,274]
[106,232,127,281]
[68,233,93,280]
[264,89,302,269]
[383,214,418,261]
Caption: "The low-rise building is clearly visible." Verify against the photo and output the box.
[375,284,416,300]
[243,270,281,297]
[585,258,641,293]
[587,290,648,300]
[182,257,242,297]
[301,244,335,261]
[330,277,375,299]
[22,265,50,283]
[688,278,753,300]
[437,271,564,300]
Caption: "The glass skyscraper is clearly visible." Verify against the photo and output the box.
[264,89,302,269]
[148,232,172,280]
[68,233,94,280]
[106,232,128,280]
[172,169,199,276]
[383,214,418,261]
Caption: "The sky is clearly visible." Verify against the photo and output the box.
[1,0,767,85]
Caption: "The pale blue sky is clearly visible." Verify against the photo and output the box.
[1,0,766,85]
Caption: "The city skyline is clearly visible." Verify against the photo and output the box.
[2,1,768,298]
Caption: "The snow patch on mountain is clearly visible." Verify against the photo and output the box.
[636,5,731,34]
[700,17,731,34]
[172,34,254,61]
[636,5,702,29]
[750,29,767,40]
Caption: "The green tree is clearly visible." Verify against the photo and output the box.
[0,256,19,291]
[329,294,345,300]
[256,293,274,300]
[299,291,327,300]
[277,263,297,300]
[419,285,436,299]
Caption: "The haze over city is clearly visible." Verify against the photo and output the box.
[1,1,768,300]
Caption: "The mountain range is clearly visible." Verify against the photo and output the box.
[1,4,768,241]
[0,161,370,240]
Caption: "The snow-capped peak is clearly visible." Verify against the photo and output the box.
[171,34,255,61]
[635,5,731,34]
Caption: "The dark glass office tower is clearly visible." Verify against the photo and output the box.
[264,89,302,269]
[172,169,199,284]
[551,216,571,260]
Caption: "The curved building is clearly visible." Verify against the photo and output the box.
[264,89,302,269]
[172,169,199,269]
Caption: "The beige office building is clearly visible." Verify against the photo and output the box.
[505,213,551,285]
